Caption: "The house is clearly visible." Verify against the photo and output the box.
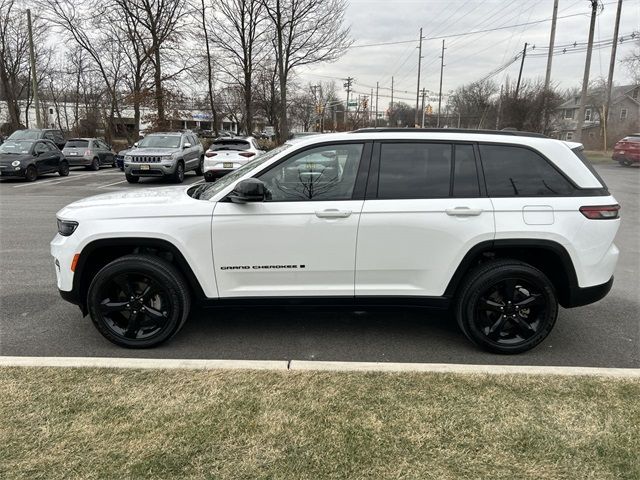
[553,84,639,149]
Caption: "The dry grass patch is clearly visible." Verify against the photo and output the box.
[0,367,638,479]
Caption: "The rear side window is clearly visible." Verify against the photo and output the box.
[66,140,89,148]
[480,144,574,196]
[378,143,451,198]
[211,140,250,151]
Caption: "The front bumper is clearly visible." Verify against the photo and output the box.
[0,166,26,177]
[125,161,177,177]
[204,168,232,181]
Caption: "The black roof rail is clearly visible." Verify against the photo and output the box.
[349,128,548,139]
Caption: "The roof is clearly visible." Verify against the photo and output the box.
[352,128,547,138]
[558,84,639,109]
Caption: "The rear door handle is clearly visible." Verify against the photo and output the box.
[315,209,352,218]
[446,207,483,216]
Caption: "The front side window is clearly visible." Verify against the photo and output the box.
[378,142,451,199]
[258,143,364,201]
[34,142,47,155]
[480,144,574,196]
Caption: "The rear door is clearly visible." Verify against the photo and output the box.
[212,142,371,297]
[355,141,495,297]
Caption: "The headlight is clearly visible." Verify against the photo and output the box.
[11,160,20,167]
[57,219,79,236]
[124,155,132,162]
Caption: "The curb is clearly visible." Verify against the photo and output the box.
[1,356,639,377]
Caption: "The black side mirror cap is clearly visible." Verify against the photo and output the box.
[228,178,270,203]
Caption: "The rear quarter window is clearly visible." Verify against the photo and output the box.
[480,144,574,196]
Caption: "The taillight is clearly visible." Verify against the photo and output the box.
[205,151,217,157]
[239,152,255,158]
[579,204,620,220]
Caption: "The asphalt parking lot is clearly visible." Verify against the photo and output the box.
[0,163,638,367]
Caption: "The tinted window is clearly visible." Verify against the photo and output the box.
[378,143,451,199]
[258,143,363,201]
[480,144,574,196]
[453,144,479,197]
[66,140,89,148]
[137,135,181,148]
[211,140,250,151]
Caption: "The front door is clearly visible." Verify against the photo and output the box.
[212,142,370,298]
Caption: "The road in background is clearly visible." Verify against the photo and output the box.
[0,164,638,367]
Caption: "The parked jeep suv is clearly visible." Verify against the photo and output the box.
[52,129,620,353]
[124,132,204,183]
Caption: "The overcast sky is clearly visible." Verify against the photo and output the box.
[299,0,640,110]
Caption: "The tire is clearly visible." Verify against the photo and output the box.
[25,165,37,182]
[172,161,185,183]
[58,161,69,176]
[125,173,139,183]
[87,254,191,348]
[454,260,558,354]
[87,157,100,171]
[195,157,204,176]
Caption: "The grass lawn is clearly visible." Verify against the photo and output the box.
[584,150,614,164]
[1,367,638,479]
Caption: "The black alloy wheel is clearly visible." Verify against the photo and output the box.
[455,260,558,354]
[58,161,70,176]
[87,255,191,348]
[25,165,37,182]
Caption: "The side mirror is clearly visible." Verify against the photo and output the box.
[133,142,138,148]
[183,142,192,149]
[228,178,269,204]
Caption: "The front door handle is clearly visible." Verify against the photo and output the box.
[315,209,352,218]
[446,207,483,216]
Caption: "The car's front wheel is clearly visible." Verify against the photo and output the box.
[171,161,185,183]
[87,254,191,348]
[58,161,69,176]
[455,260,558,354]
[25,165,37,182]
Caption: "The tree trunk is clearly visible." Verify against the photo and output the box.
[244,69,252,135]
[0,60,20,128]
[153,43,165,130]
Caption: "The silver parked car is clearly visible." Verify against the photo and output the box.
[203,136,264,182]
[124,132,204,183]
[62,138,116,170]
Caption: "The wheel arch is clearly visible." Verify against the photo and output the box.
[72,237,206,315]
[445,239,579,308]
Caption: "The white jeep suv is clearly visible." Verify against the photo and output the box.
[51,129,620,353]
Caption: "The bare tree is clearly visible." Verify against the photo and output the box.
[254,60,280,137]
[207,0,266,135]
[196,0,219,135]
[449,80,498,129]
[622,39,640,84]
[261,0,351,142]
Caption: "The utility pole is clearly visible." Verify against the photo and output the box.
[375,82,379,128]
[370,88,374,125]
[604,0,623,150]
[27,9,42,128]
[343,76,354,113]
[544,0,559,91]
[575,0,599,143]
[515,42,528,99]
[421,88,426,127]
[390,76,394,111]
[415,27,424,127]
[437,39,445,128]
[496,84,504,130]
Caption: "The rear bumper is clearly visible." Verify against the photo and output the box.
[204,169,232,181]
[66,156,92,166]
[564,276,614,308]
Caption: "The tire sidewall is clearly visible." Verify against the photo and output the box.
[87,260,186,348]
[458,264,558,354]
[25,165,37,182]
[59,161,69,176]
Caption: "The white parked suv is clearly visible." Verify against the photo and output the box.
[51,129,620,353]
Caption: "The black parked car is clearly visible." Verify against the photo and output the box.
[0,139,69,182]
[115,147,132,171]
[7,128,66,150]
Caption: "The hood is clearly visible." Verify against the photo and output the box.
[129,148,178,156]
[65,186,189,209]
[0,153,32,165]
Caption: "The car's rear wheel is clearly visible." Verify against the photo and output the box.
[58,160,69,176]
[172,161,185,183]
[25,165,37,182]
[619,159,632,167]
[125,173,139,183]
[87,157,100,171]
[455,260,558,354]
[195,156,204,176]
[87,254,191,348]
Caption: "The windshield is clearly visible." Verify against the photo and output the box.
[210,140,250,151]
[65,139,89,148]
[0,140,34,154]
[8,130,40,141]
[190,144,291,201]
[137,135,181,149]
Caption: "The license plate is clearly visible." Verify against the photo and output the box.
[619,151,625,155]
[69,152,77,156]
[140,164,150,170]
[223,162,233,168]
